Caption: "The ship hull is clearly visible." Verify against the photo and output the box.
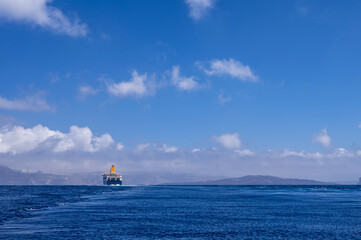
[105,179,122,186]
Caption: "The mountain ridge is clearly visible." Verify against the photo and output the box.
[0,165,348,185]
[0,165,102,185]
[161,175,337,185]
[0,165,218,185]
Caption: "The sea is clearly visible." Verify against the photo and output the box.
[1,185,361,239]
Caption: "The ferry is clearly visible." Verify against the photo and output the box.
[102,165,122,186]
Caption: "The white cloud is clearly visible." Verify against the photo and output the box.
[162,144,178,153]
[1,124,361,183]
[107,71,155,98]
[358,122,361,128]
[235,149,254,156]
[0,0,88,37]
[2,131,361,182]
[198,58,258,82]
[313,128,331,148]
[185,0,215,20]
[135,142,179,153]
[0,125,60,154]
[280,149,323,158]
[0,94,53,112]
[54,126,114,153]
[0,124,114,154]
[171,65,198,91]
[213,133,242,149]
[327,148,355,159]
[281,149,308,158]
[78,85,98,99]
[218,93,232,104]
[116,142,124,151]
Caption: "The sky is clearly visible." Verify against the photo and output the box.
[1,0,361,181]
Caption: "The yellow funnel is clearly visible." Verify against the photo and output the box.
[110,165,115,173]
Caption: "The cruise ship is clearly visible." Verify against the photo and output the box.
[102,165,122,185]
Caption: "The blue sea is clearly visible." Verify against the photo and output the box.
[1,186,361,239]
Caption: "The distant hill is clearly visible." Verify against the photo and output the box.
[0,165,102,185]
[0,165,340,186]
[0,165,218,185]
[162,175,336,185]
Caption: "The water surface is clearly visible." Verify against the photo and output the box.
[1,185,361,239]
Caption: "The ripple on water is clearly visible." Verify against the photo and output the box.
[1,185,361,239]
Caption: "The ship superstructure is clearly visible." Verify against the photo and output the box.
[102,165,122,185]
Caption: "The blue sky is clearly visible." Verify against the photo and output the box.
[0,0,361,181]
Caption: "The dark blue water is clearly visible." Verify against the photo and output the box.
[1,186,361,239]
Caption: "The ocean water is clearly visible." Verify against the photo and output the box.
[1,186,361,239]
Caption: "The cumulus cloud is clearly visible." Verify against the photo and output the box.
[170,65,198,91]
[1,124,361,183]
[107,71,155,98]
[0,124,114,154]
[197,58,258,82]
[213,133,242,149]
[0,94,53,112]
[185,0,215,20]
[313,128,331,147]
[0,124,60,154]
[54,126,114,153]
[3,145,361,182]
[116,142,124,151]
[1,127,361,182]
[0,0,88,37]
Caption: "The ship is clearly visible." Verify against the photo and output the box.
[102,165,122,185]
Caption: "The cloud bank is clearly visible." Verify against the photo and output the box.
[0,0,88,37]
[0,124,360,182]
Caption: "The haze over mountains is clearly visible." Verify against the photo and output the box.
[0,165,217,185]
[0,165,354,185]
[0,165,102,185]
[163,175,337,185]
